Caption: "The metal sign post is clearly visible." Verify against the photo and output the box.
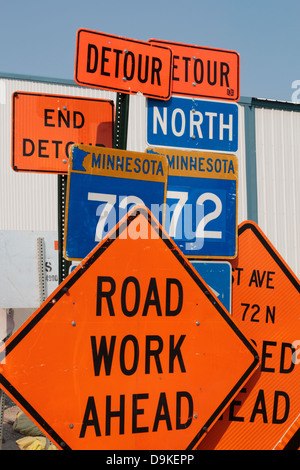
[114,93,129,150]
[58,175,71,283]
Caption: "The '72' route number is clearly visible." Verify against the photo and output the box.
[88,190,223,245]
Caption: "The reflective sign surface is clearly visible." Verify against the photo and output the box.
[12,92,114,173]
[0,208,259,450]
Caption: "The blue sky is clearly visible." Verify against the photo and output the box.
[1,0,300,101]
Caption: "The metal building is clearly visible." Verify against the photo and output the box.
[239,97,300,278]
[0,72,299,319]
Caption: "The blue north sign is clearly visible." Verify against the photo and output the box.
[147,96,238,153]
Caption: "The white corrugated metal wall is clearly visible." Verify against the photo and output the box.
[255,104,300,277]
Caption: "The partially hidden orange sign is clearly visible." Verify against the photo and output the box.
[0,207,258,450]
[12,92,114,174]
[149,39,240,101]
[75,29,173,100]
[198,221,300,450]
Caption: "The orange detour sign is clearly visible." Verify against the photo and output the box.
[75,29,173,100]
[0,208,258,450]
[198,221,300,450]
[149,39,240,101]
[12,92,114,174]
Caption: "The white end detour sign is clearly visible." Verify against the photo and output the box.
[147,96,238,153]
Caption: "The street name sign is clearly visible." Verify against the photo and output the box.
[11,92,114,174]
[198,221,300,450]
[75,30,173,100]
[147,96,238,153]
[191,261,232,313]
[0,207,259,450]
[147,147,238,259]
[149,39,240,101]
[64,144,168,260]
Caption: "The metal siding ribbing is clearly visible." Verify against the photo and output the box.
[0,76,115,231]
[255,106,300,278]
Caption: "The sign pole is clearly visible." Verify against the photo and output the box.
[113,93,129,150]
[58,174,71,283]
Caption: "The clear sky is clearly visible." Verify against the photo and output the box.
[1,0,300,102]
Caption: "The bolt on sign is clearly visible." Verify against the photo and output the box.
[11,92,114,174]
[149,39,240,102]
[0,207,259,450]
[198,221,300,450]
[64,144,168,260]
[75,29,173,100]
[147,147,238,259]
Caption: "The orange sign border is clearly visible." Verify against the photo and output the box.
[75,29,173,100]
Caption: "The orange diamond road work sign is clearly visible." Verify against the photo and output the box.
[75,29,173,100]
[198,221,300,450]
[149,39,240,101]
[11,92,114,174]
[0,208,258,450]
